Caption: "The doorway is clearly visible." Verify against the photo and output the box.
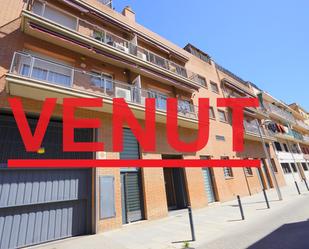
[162,155,188,210]
[262,159,274,188]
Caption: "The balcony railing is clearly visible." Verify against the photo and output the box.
[296,119,309,131]
[292,130,304,141]
[304,135,309,143]
[244,119,268,137]
[264,102,296,124]
[29,1,202,86]
[9,52,198,120]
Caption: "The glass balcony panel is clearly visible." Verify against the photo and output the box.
[9,52,198,120]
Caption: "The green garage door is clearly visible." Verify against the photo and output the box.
[120,129,144,224]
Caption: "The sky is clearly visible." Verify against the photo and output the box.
[114,0,309,111]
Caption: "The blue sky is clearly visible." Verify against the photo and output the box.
[114,0,309,111]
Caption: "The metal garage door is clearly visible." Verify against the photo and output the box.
[0,114,93,249]
[202,168,216,203]
[120,128,144,224]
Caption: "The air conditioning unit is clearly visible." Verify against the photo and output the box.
[115,87,131,102]
[115,42,129,53]
[137,51,147,61]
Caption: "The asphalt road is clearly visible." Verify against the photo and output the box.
[197,193,309,249]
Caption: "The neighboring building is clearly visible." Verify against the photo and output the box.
[215,63,286,194]
[256,91,309,190]
[0,1,308,249]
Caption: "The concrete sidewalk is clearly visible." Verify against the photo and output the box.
[29,184,309,249]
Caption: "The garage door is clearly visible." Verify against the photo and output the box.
[0,114,93,249]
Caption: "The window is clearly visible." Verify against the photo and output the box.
[91,72,113,92]
[210,81,219,93]
[218,110,227,122]
[148,91,167,111]
[270,159,278,173]
[281,163,291,174]
[209,107,215,119]
[21,58,72,87]
[291,144,300,153]
[283,143,289,152]
[274,142,282,152]
[290,163,298,173]
[302,163,308,171]
[245,167,253,176]
[216,135,225,141]
[223,167,233,178]
[196,75,207,87]
[221,157,233,178]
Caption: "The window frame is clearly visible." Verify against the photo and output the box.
[281,163,291,174]
[90,71,114,92]
[197,74,207,87]
[245,167,253,176]
[210,81,219,94]
[218,110,228,123]
[221,156,233,178]
[274,142,282,152]
[209,106,216,119]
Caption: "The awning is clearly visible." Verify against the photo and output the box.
[62,0,89,13]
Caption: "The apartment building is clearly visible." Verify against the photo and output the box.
[256,91,309,191]
[0,0,306,248]
[214,64,286,194]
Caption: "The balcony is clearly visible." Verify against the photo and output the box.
[292,130,304,141]
[264,102,296,124]
[295,119,309,131]
[6,52,199,129]
[304,135,309,143]
[21,1,202,90]
[243,119,274,141]
[266,123,306,143]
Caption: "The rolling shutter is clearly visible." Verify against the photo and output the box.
[120,128,143,223]
[0,114,92,249]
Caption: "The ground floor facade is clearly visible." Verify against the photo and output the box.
[0,97,287,249]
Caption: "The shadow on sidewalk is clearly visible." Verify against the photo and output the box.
[228,199,280,207]
[247,219,309,249]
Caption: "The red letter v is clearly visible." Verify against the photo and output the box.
[9,98,57,152]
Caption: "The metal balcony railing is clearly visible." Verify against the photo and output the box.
[29,1,202,86]
[244,119,267,136]
[9,52,198,120]
[292,130,304,141]
[304,135,309,143]
[264,102,296,124]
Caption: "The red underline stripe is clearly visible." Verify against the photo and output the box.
[8,159,261,168]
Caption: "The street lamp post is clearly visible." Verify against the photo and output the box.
[257,121,283,201]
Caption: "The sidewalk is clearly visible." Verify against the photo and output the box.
[29,184,309,249]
